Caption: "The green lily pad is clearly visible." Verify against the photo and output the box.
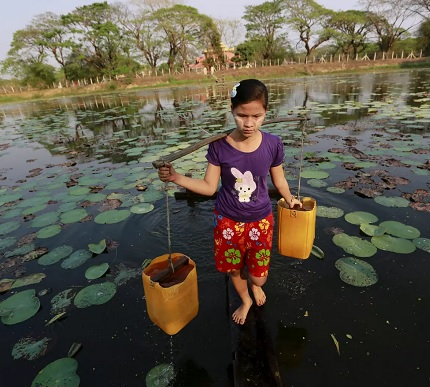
[316,206,344,218]
[374,196,410,207]
[37,224,62,239]
[310,245,324,260]
[38,245,73,266]
[0,220,20,236]
[345,211,378,225]
[12,336,51,360]
[85,263,109,280]
[31,211,60,228]
[301,170,329,179]
[130,203,155,214]
[94,209,131,224]
[11,273,46,289]
[50,289,75,314]
[146,363,175,387]
[61,249,93,269]
[0,289,40,325]
[326,186,345,194]
[335,257,378,287]
[0,237,16,251]
[60,209,88,224]
[360,224,386,237]
[68,186,91,196]
[88,239,107,254]
[379,221,420,239]
[371,235,416,254]
[74,282,117,308]
[31,357,79,387]
[413,238,430,253]
[332,233,377,257]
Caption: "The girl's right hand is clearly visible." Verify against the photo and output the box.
[158,162,176,182]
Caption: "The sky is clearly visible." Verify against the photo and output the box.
[0,0,360,63]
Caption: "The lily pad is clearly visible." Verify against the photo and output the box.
[12,336,51,360]
[61,249,93,269]
[316,206,344,218]
[130,203,155,214]
[0,221,20,236]
[11,273,46,289]
[88,239,107,255]
[60,209,88,224]
[335,257,378,287]
[85,263,109,280]
[345,211,378,225]
[94,209,131,224]
[38,245,73,266]
[413,237,430,253]
[310,245,324,259]
[360,224,386,237]
[37,224,62,239]
[146,363,175,387]
[73,282,117,308]
[31,212,60,228]
[374,196,410,207]
[31,357,79,387]
[371,235,416,254]
[0,289,40,325]
[332,233,377,257]
[0,237,17,251]
[379,221,420,239]
[50,289,75,314]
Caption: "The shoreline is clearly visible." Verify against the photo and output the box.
[1,58,429,106]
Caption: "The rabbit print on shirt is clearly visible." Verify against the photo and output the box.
[231,167,256,202]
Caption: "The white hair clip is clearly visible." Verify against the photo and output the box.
[231,83,240,98]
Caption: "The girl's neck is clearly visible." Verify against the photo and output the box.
[227,129,262,153]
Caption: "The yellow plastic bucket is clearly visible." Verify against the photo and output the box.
[142,253,199,335]
[277,197,317,259]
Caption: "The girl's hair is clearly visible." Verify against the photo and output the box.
[230,79,268,110]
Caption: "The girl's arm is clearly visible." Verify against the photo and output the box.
[270,164,302,208]
[158,162,221,196]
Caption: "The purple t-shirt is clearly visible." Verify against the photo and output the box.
[206,131,284,222]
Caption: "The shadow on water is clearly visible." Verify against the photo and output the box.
[1,69,430,386]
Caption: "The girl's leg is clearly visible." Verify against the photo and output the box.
[229,269,253,325]
[248,274,267,306]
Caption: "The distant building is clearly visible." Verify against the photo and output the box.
[189,43,236,71]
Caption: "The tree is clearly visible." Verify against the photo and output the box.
[360,0,418,52]
[406,0,430,18]
[283,0,333,58]
[214,18,245,49]
[417,19,430,54]
[243,0,287,60]
[153,5,222,72]
[22,62,57,88]
[329,10,373,56]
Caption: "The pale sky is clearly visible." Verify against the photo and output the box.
[0,0,360,63]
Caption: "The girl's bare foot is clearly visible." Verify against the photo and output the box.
[232,297,253,325]
[251,284,266,306]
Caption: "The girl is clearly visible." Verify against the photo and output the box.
[158,79,301,325]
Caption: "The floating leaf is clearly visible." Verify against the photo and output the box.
[85,263,109,280]
[94,209,131,224]
[12,336,51,360]
[301,170,329,179]
[60,209,88,224]
[130,203,155,214]
[332,233,377,257]
[31,212,60,228]
[360,224,386,237]
[335,257,378,287]
[11,273,46,289]
[379,221,420,239]
[0,289,40,325]
[50,289,75,314]
[45,312,66,326]
[31,357,79,387]
[330,334,340,355]
[345,211,378,225]
[146,364,175,387]
[311,245,324,259]
[37,225,62,239]
[0,221,20,236]
[413,238,430,253]
[88,239,107,255]
[74,282,117,308]
[371,235,416,254]
[38,245,73,266]
[61,249,93,269]
[374,196,410,207]
[68,343,82,358]
[316,206,344,218]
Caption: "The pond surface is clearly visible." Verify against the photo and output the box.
[1,69,430,386]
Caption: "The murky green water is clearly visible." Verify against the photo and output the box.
[1,69,429,386]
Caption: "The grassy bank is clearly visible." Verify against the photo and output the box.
[1,58,429,106]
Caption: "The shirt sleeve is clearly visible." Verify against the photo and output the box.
[206,142,220,166]
[271,136,284,167]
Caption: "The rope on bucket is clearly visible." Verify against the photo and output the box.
[165,182,174,273]
[295,116,308,202]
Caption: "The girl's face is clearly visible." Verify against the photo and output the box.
[231,100,266,138]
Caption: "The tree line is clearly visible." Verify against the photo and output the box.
[1,0,430,88]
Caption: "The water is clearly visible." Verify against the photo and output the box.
[0,69,430,386]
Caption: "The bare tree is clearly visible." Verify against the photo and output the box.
[214,18,245,49]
